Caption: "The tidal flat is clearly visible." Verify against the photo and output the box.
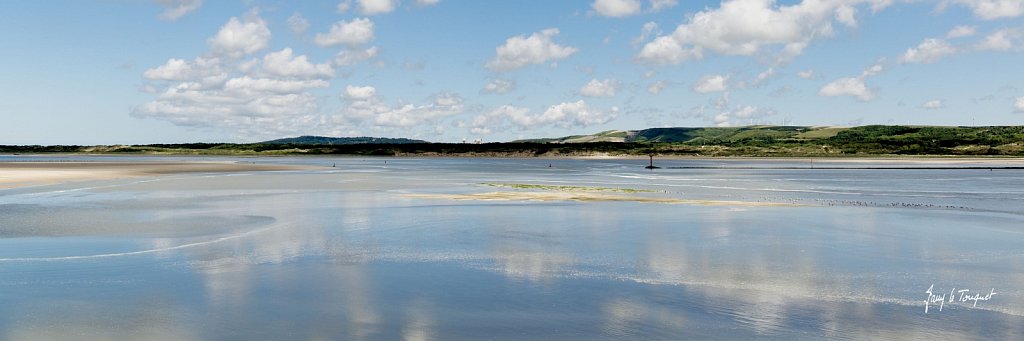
[1,156,1023,340]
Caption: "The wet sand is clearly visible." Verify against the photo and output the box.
[0,162,316,189]
[403,191,802,206]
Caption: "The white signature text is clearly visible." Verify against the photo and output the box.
[924,284,997,313]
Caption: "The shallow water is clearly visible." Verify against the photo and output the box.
[1,156,1023,340]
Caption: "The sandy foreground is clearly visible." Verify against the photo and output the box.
[0,162,316,189]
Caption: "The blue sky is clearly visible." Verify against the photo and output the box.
[1,0,1022,144]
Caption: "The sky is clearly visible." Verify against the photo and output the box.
[1,0,1023,145]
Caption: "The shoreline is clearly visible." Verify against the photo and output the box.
[0,161,318,189]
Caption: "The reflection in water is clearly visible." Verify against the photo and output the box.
[1,157,1022,339]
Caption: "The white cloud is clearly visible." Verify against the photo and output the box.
[1015,96,1024,113]
[470,101,615,132]
[693,74,729,93]
[224,77,329,94]
[835,5,858,28]
[344,85,377,100]
[649,0,678,12]
[899,38,957,63]
[633,22,659,45]
[579,78,619,97]
[819,77,874,101]
[752,67,776,86]
[261,48,334,79]
[592,0,642,17]
[357,0,397,15]
[921,99,945,109]
[338,85,464,127]
[143,57,223,81]
[647,80,669,94]
[374,93,465,127]
[135,12,353,139]
[713,105,775,127]
[862,61,884,76]
[207,12,271,58]
[636,36,700,64]
[416,0,440,5]
[636,0,871,65]
[947,25,977,38]
[592,0,677,17]
[976,28,1023,51]
[156,0,203,21]
[485,28,579,72]
[315,18,375,47]
[287,13,310,34]
[333,46,380,66]
[337,0,351,13]
[797,69,815,79]
[818,60,884,101]
[940,0,1024,20]
[482,79,516,94]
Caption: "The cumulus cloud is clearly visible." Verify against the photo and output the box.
[751,67,776,86]
[287,13,310,34]
[344,85,377,100]
[939,0,1024,20]
[135,13,351,139]
[337,0,352,13]
[485,28,578,72]
[819,62,882,101]
[1015,96,1024,113]
[899,38,958,63]
[819,77,874,101]
[143,57,224,82]
[261,48,334,79]
[633,22,659,46]
[469,101,616,133]
[693,74,729,93]
[649,0,679,12]
[315,18,375,47]
[357,0,397,15]
[976,28,1023,51]
[797,69,815,79]
[636,0,872,65]
[647,80,669,94]
[333,46,380,66]
[482,79,516,94]
[947,25,977,38]
[338,85,465,127]
[921,99,945,109]
[416,0,440,6]
[592,0,678,17]
[713,105,776,127]
[207,12,271,58]
[592,0,642,17]
[579,78,619,97]
[156,0,203,21]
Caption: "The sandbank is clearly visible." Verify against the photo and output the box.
[403,191,801,206]
[0,162,315,189]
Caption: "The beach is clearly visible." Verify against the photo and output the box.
[0,161,315,189]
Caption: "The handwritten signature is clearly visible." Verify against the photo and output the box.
[924,284,997,313]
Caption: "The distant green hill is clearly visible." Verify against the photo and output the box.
[514,125,1024,156]
[518,126,848,143]
[261,136,428,145]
